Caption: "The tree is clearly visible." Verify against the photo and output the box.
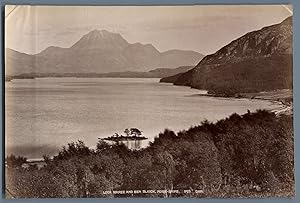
[96,140,111,153]
[6,154,27,168]
[54,140,91,160]
[153,151,176,197]
[43,154,51,164]
[124,129,130,137]
[130,128,142,137]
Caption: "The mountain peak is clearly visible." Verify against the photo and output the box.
[86,29,113,37]
[6,29,204,75]
[71,29,129,50]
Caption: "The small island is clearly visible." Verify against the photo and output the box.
[100,128,148,142]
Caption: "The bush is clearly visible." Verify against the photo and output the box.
[6,155,27,168]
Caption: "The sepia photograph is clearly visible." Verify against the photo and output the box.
[4,5,294,198]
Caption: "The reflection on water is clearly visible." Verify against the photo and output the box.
[104,139,144,150]
[122,140,142,150]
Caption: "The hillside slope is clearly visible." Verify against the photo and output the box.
[162,16,293,96]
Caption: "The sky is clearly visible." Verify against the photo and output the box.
[5,5,292,55]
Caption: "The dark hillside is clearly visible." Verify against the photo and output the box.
[162,16,293,95]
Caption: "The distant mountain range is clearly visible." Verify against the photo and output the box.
[5,30,204,76]
[161,16,293,96]
[6,66,194,81]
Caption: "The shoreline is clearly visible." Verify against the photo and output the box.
[191,89,293,115]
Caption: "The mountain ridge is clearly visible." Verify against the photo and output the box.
[5,30,204,75]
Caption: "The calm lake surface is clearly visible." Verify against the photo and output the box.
[5,78,282,159]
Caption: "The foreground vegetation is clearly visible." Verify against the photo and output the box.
[5,110,294,198]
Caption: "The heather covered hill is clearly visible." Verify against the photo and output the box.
[5,30,204,75]
[161,16,293,96]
